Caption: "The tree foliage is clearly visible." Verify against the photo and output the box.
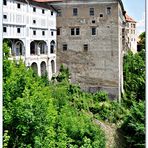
[3,42,106,147]
[121,47,145,147]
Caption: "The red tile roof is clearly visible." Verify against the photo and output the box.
[125,14,136,23]
[33,0,63,2]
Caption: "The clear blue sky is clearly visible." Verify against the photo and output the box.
[122,0,145,35]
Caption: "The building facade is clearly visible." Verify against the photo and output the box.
[125,14,137,53]
[3,0,57,79]
[52,0,126,99]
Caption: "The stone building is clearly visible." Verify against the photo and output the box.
[125,14,137,53]
[3,0,60,79]
[52,0,126,100]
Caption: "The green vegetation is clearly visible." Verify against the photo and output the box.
[3,32,145,148]
[3,43,105,147]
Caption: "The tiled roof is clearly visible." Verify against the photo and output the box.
[33,0,63,2]
[125,14,136,23]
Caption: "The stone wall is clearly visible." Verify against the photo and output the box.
[54,0,125,99]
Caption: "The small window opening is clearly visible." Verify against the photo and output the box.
[33,7,36,12]
[92,27,96,35]
[33,30,36,35]
[100,14,103,17]
[17,28,21,33]
[57,28,60,35]
[3,15,7,19]
[63,44,67,51]
[84,44,88,51]
[17,3,21,9]
[73,8,78,16]
[90,8,94,16]
[107,7,111,14]
[42,31,45,36]
[92,20,95,24]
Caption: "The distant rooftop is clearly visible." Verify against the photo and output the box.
[125,14,136,23]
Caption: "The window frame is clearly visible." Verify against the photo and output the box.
[3,0,7,5]
[73,8,78,16]
[33,7,36,12]
[51,31,54,36]
[3,27,7,33]
[92,27,96,36]
[107,7,111,15]
[33,20,36,24]
[84,44,88,51]
[3,14,7,19]
[42,31,45,36]
[42,9,45,14]
[71,27,80,36]
[57,28,60,35]
[90,8,94,16]
[100,14,103,17]
[63,44,67,51]
[17,28,21,33]
[33,30,36,35]
[17,3,21,9]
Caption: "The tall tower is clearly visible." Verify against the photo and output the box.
[52,0,126,100]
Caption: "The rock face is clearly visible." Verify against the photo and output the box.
[53,0,125,100]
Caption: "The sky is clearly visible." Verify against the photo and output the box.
[122,0,145,35]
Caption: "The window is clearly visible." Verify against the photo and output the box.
[57,9,62,16]
[92,27,96,35]
[33,20,36,24]
[17,3,21,9]
[51,31,54,36]
[71,28,75,35]
[51,11,53,16]
[84,44,88,51]
[3,0,7,5]
[92,20,95,24]
[33,7,36,12]
[3,15,7,19]
[42,9,45,14]
[42,31,45,36]
[76,28,80,35]
[3,27,7,32]
[57,28,60,35]
[17,28,21,33]
[133,24,136,28]
[107,7,111,14]
[73,8,78,16]
[33,30,36,35]
[71,28,80,36]
[100,14,103,17]
[63,44,67,51]
[90,8,94,16]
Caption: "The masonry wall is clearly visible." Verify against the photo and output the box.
[54,0,124,99]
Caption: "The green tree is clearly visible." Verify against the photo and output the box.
[121,101,145,148]
[138,32,145,51]
[123,51,145,103]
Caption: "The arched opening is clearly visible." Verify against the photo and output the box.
[41,61,46,76]
[31,62,38,74]
[30,41,37,55]
[38,41,47,54]
[51,60,55,74]
[50,40,55,54]
[15,40,24,56]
